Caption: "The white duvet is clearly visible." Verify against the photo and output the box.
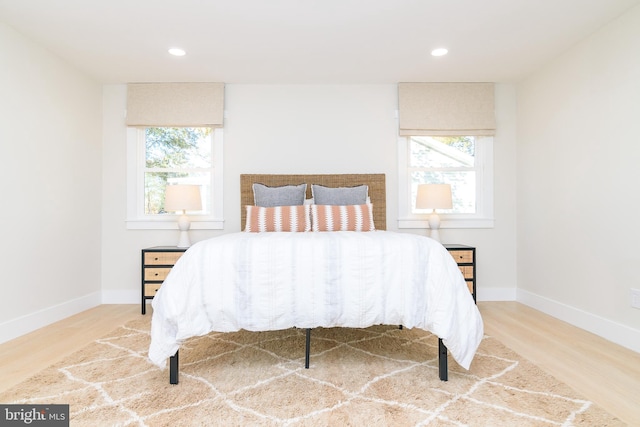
[149,231,483,370]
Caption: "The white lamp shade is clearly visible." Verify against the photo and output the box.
[164,185,202,212]
[416,184,452,210]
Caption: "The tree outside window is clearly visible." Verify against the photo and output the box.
[143,127,212,215]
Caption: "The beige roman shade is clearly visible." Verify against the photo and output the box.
[126,82,224,127]
[398,82,495,136]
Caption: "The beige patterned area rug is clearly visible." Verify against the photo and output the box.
[1,316,623,426]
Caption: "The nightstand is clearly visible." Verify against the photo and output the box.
[444,244,476,303]
[141,246,187,314]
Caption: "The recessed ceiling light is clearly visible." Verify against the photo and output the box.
[168,48,186,57]
[431,48,448,57]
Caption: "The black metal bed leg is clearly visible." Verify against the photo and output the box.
[438,338,448,381]
[305,329,311,369]
[170,350,179,384]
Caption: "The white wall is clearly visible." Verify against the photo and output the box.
[101,84,518,304]
[517,5,640,351]
[0,23,102,342]
[222,85,399,230]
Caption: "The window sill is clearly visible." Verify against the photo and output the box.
[126,219,225,230]
[397,218,494,229]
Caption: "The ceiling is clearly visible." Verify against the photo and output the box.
[1,0,638,84]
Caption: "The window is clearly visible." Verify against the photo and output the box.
[126,127,224,229]
[398,135,493,228]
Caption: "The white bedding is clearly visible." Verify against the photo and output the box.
[149,231,483,370]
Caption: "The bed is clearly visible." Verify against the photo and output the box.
[149,173,483,384]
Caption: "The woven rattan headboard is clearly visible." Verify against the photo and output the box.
[240,174,386,230]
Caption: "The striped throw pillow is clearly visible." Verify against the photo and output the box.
[245,205,311,232]
[311,204,375,232]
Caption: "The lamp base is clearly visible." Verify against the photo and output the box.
[176,214,192,248]
[176,231,191,248]
[428,211,442,243]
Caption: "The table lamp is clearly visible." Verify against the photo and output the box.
[416,183,452,242]
[164,184,202,247]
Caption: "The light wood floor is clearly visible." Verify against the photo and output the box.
[481,302,640,426]
[1,302,639,425]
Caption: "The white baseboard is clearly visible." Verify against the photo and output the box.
[0,292,101,345]
[477,287,516,302]
[101,289,139,304]
[517,289,640,354]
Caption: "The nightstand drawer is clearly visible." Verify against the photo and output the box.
[450,250,473,264]
[144,283,162,297]
[458,265,474,279]
[144,267,173,281]
[144,251,184,265]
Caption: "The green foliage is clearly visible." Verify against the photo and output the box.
[145,127,211,168]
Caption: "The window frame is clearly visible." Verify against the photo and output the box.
[126,126,224,230]
[397,135,494,229]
